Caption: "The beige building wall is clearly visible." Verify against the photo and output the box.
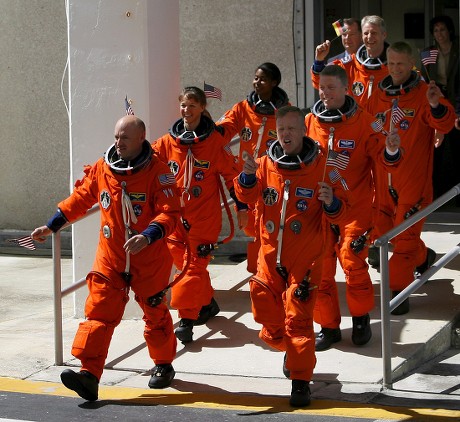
[0,1,70,230]
[179,0,296,122]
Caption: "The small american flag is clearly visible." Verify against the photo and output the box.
[391,100,406,125]
[204,83,222,101]
[421,49,438,66]
[6,236,36,250]
[326,150,349,170]
[125,96,134,115]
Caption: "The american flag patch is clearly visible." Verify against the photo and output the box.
[158,173,176,185]
[371,119,384,132]
[326,150,349,170]
[329,168,342,184]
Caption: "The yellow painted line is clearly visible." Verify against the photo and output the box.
[1,377,459,421]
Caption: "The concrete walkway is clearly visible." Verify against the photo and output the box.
[0,212,459,413]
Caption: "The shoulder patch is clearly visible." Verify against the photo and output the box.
[100,190,111,210]
[352,81,364,97]
[263,187,279,206]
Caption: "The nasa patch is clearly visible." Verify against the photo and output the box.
[399,119,410,130]
[296,199,308,211]
[194,170,205,181]
[133,204,142,217]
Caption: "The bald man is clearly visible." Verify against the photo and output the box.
[31,115,181,401]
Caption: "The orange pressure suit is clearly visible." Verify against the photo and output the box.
[305,96,401,328]
[218,88,289,271]
[311,45,389,107]
[218,87,289,164]
[234,138,347,382]
[55,142,180,380]
[152,115,245,320]
[366,71,455,291]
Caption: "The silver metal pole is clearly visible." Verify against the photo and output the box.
[52,232,64,366]
[379,242,392,389]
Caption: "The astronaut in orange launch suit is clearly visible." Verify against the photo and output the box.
[31,115,181,401]
[304,65,402,350]
[365,42,455,315]
[152,86,248,344]
[234,105,350,407]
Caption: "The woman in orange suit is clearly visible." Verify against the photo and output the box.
[152,86,248,344]
[218,62,289,271]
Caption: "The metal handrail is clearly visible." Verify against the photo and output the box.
[53,204,99,365]
[374,183,460,389]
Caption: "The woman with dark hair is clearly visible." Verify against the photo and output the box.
[218,62,288,162]
[217,63,290,271]
[421,15,460,200]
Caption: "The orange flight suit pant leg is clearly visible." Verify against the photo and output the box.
[249,276,287,352]
[314,227,341,328]
[136,297,177,365]
[168,239,213,320]
[389,204,427,292]
[339,234,374,317]
[284,281,318,382]
[71,272,128,380]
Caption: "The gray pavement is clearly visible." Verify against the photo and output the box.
[0,212,460,416]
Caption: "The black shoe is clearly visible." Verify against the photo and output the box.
[367,245,380,269]
[351,314,372,346]
[148,364,175,389]
[60,369,98,401]
[282,353,290,379]
[194,298,220,326]
[315,327,342,351]
[289,379,311,407]
[175,318,194,343]
[414,248,436,276]
[391,291,410,315]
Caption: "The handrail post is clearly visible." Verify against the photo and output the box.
[379,241,392,389]
[52,231,64,365]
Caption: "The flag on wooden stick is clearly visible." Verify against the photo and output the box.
[6,236,36,250]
